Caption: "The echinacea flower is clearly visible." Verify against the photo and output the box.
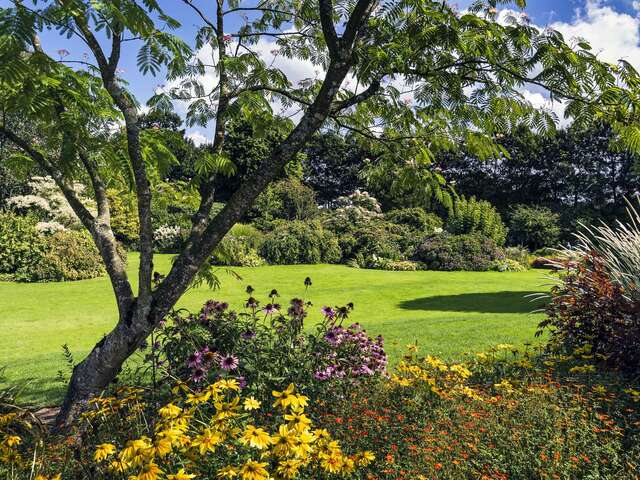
[220,354,239,370]
[191,368,206,383]
[262,303,279,315]
[187,351,202,368]
[321,306,336,319]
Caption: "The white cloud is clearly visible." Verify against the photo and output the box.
[550,0,640,67]
[186,131,210,146]
[521,90,569,127]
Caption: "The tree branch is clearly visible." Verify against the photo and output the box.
[318,0,339,58]
[330,79,381,113]
[0,125,134,316]
[72,11,154,304]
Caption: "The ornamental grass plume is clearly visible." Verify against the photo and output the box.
[561,197,640,301]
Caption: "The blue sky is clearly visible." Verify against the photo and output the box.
[4,0,640,141]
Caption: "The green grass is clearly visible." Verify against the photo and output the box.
[0,253,551,405]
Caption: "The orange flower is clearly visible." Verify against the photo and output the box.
[434,463,443,470]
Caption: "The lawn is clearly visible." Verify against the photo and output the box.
[1,253,551,404]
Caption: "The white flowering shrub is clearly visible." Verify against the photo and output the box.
[36,221,67,234]
[153,224,184,252]
[6,176,95,228]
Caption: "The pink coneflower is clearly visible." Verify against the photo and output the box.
[191,368,206,383]
[187,351,202,368]
[220,354,239,371]
[321,306,336,319]
[262,303,279,315]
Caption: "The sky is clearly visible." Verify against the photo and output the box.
[6,0,640,143]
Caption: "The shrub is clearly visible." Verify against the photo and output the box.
[260,220,340,264]
[503,245,530,266]
[538,201,640,372]
[153,224,185,253]
[107,188,139,246]
[368,256,420,271]
[0,212,46,275]
[251,178,318,222]
[212,224,265,267]
[446,196,507,245]
[508,204,560,250]
[385,207,443,233]
[153,292,387,401]
[539,253,640,372]
[22,230,111,282]
[489,258,527,272]
[6,176,94,228]
[414,233,504,271]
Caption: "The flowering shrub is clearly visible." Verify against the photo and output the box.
[414,232,504,271]
[153,224,184,253]
[7,176,95,228]
[148,288,387,404]
[489,258,527,272]
[1,380,374,479]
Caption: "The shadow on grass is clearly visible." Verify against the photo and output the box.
[398,291,547,314]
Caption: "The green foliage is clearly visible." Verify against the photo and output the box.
[508,204,561,250]
[0,211,46,276]
[212,224,265,267]
[251,178,319,223]
[415,233,504,271]
[25,230,118,282]
[446,196,507,246]
[150,181,201,231]
[106,188,139,246]
[0,211,120,282]
[503,246,531,267]
[260,220,341,265]
[385,208,443,234]
[336,222,405,268]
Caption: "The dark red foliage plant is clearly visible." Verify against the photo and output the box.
[538,252,640,372]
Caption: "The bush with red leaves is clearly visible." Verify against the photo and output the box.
[538,253,640,372]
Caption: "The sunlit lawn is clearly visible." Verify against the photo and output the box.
[0,253,551,404]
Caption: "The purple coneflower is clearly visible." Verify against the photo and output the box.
[220,354,239,371]
[187,351,202,368]
[262,303,279,315]
[241,330,256,340]
[191,368,206,383]
[321,306,336,320]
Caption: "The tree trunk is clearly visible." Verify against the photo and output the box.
[55,303,154,429]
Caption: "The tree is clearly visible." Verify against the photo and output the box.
[438,123,640,237]
[1,0,640,427]
[302,132,367,206]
